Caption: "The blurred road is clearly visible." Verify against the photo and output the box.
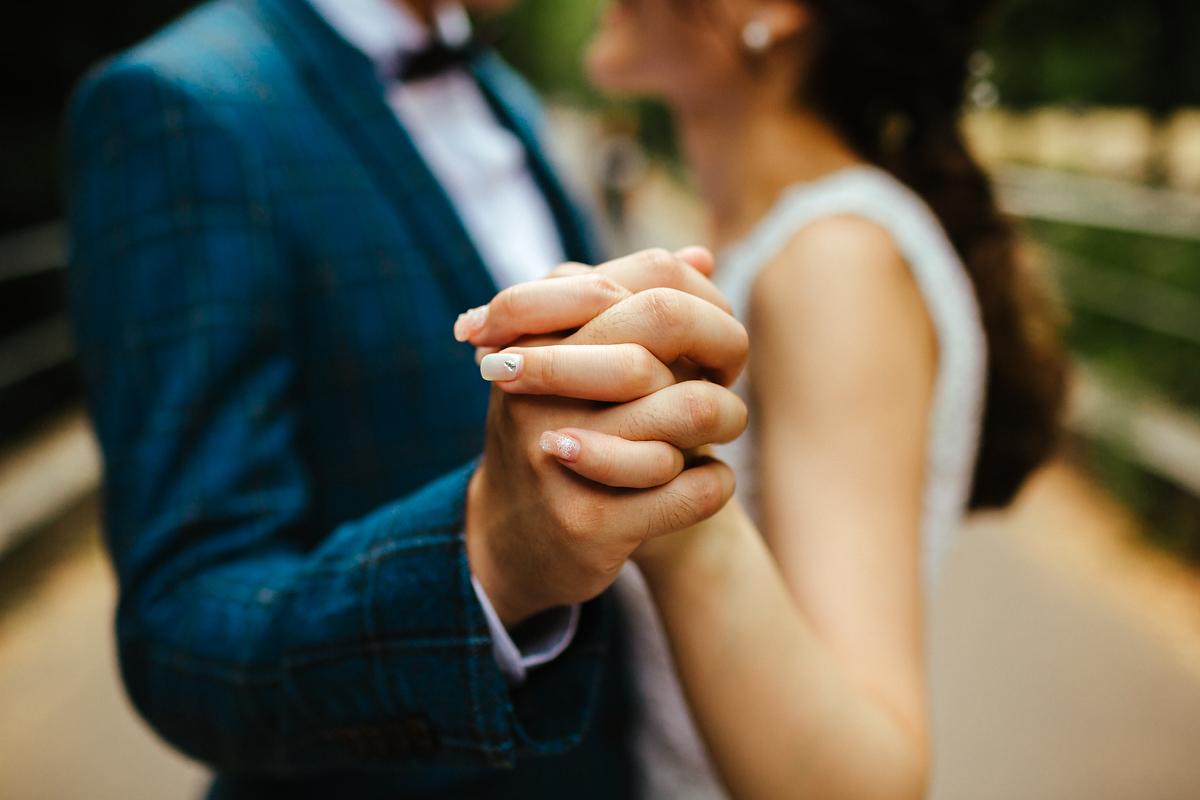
[930,465,1200,799]
[0,499,208,800]
[1,464,1198,799]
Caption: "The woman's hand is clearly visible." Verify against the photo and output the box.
[630,479,752,581]
[455,247,726,350]
[476,283,748,489]
[458,246,748,498]
[460,247,749,624]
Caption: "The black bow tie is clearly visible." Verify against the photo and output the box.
[395,31,493,83]
[396,40,478,82]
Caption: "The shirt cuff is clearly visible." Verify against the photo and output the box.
[471,575,581,685]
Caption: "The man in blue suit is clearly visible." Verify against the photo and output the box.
[65,0,745,796]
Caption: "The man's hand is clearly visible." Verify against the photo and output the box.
[462,249,748,626]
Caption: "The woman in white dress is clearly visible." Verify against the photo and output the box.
[462,0,1066,797]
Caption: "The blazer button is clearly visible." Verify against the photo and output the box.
[405,715,439,758]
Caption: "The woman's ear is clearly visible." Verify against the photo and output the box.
[755,1,812,43]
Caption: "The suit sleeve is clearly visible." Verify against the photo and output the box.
[64,59,608,776]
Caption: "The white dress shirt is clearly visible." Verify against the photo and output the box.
[307,0,577,684]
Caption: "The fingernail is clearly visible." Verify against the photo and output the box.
[454,305,489,342]
[539,431,581,462]
[480,353,523,381]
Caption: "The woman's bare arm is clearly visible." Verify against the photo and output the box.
[457,224,937,797]
[635,215,937,800]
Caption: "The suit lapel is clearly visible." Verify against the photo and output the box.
[246,0,601,303]
[471,53,603,266]
[247,0,501,309]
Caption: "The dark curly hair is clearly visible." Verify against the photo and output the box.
[796,0,1067,508]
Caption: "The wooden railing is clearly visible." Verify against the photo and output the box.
[0,222,96,556]
[994,164,1200,499]
[0,221,76,422]
[1,163,1197,556]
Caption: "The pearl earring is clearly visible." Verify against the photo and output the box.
[742,19,772,53]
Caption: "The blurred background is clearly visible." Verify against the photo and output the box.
[2,1,1198,798]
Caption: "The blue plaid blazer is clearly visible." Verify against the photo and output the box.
[65,0,636,796]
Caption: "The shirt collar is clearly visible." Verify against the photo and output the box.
[306,0,472,76]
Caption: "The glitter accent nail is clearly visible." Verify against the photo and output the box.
[539,431,581,462]
[480,353,523,381]
[454,305,489,342]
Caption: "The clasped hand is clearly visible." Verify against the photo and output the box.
[462,248,748,626]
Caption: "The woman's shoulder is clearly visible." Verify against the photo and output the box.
[771,212,904,269]
[751,212,925,334]
[720,166,972,333]
[722,168,932,283]
[746,209,939,471]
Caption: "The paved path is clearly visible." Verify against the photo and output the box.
[1,465,1199,799]
[930,466,1200,799]
[0,500,208,800]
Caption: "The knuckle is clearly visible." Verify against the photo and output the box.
[689,475,723,518]
[639,248,676,274]
[494,284,523,320]
[587,273,629,303]
[683,384,721,436]
[513,283,541,318]
[620,344,658,392]
[639,287,684,330]
[657,446,683,480]
[642,248,684,286]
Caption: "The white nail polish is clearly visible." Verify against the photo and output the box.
[480,353,523,382]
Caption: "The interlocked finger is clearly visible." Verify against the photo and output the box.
[538,428,686,489]
[592,380,749,450]
[480,344,676,402]
[565,288,749,387]
[460,272,632,347]
[456,248,728,348]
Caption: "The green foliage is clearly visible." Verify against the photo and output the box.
[497,0,606,102]
[1026,219,1200,562]
[982,0,1158,108]
[1076,437,1200,563]
[984,0,1200,110]
[498,0,1200,111]
[1027,218,1200,416]
[497,0,681,159]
